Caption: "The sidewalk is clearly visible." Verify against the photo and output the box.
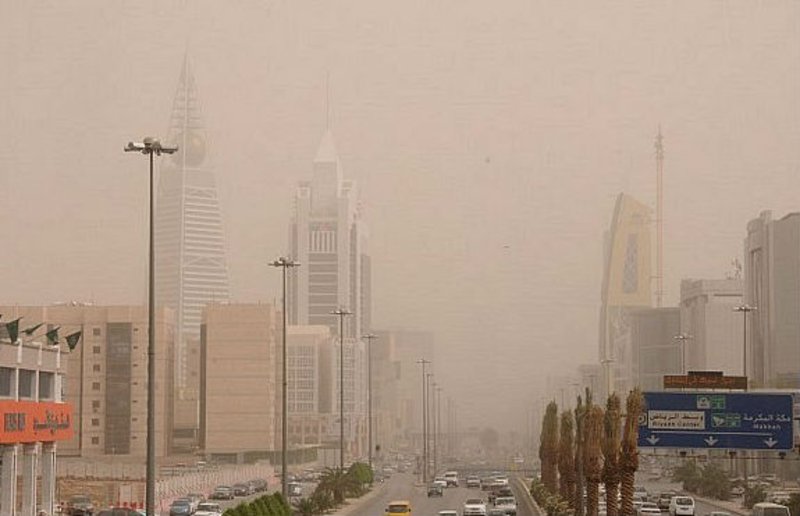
[332,482,388,516]
[694,494,748,516]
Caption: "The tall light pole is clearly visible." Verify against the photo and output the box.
[733,304,757,390]
[269,257,300,499]
[331,308,352,469]
[673,333,693,374]
[426,372,433,479]
[362,333,378,472]
[435,385,442,475]
[124,137,178,516]
[416,359,430,484]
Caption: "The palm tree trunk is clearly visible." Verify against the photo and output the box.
[574,393,587,516]
[539,402,560,494]
[559,411,576,509]
[619,389,643,516]
[584,405,604,516]
[602,394,621,516]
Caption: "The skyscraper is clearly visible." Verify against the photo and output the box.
[289,129,369,338]
[156,57,230,437]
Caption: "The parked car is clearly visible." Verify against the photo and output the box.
[66,495,95,516]
[669,496,696,516]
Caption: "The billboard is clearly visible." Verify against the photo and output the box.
[0,400,73,443]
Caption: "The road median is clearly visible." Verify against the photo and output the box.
[511,476,542,516]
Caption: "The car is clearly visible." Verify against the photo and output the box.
[209,486,234,500]
[634,486,649,502]
[232,483,250,496]
[386,501,412,516]
[494,497,517,516]
[752,503,790,516]
[186,494,204,512]
[493,475,509,486]
[658,493,677,511]
[488,486,513,504]
[466,476,481,489]
[731,486,745,496]
[638,503,660,516]
[481,478,494,491]
[669,496,695,516]
[428,485,444,497]
[433,477,448,489]
[463,499,488,516]
[288,482,302,497]
[66,495,95,516]
[768,492,791,505]
[195,503,222,516]
[169,500,193,516]
[444,471,460,487]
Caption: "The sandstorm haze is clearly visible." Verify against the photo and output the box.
[1,1,799,432]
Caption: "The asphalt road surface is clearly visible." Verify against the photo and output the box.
[640,478,744,516]
[341,473,538,516]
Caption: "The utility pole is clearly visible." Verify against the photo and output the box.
[331,308,352,470]
[362,333,378,472]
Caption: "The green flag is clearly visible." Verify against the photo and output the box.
[45,327,60,345]
[65,331,82,351]
[22,322,44,336]
[5,318,21,343]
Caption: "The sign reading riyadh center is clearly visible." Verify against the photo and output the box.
[638,392,793,451]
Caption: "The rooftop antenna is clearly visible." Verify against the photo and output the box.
[655,126,665,307]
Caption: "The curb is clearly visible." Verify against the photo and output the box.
[512,476,542,516]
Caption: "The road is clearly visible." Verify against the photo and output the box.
[639,478,745,516]
[342,473,538,516]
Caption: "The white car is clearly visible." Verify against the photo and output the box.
[434,477,448,489]
[444,471,460,487]
[464,499,488,516]
[669,496,695,516]
[494,497,517,516]
[638,503,660,516]
[195,503,222,516]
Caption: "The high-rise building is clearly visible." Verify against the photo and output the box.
[199,303,277,462]
[289,130,369,339]
[679,278,743,375]
[286,325,333,446]
[630,307,680,391]
[744,211,800,388]
[156,57,230,437]
[598,193,653,397]
[0,304,176,458]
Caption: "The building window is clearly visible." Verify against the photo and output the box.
[93,364,101,373]
[18,370,35,399]
[91,437,100,445]
[38,372,55,400]
[93,346,101,354]
[92,400,101,411]
[92,382,101,391]
[93,328,101,337]
[91,418,100,427]
[0,367,14,398]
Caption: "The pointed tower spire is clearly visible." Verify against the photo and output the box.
[167,54,206,168]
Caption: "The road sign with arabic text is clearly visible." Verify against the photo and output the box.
[638,392,793,451]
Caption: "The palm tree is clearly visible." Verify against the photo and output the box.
[539,401,560,494]
[293,498,316,516]
[316,468,359,505]
[574,390,590,516]
[602,394,622,516]
[620,388,643,516]
[558,411,576,509]
[584,404,604,516]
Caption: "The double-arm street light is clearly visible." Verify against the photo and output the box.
[416,359,430,484]
[331,308,352,469]
[269,257,300,500]
[362,333,378,471]
[673,333,693,374]
[124,137,178,516]
[733,304,757,390]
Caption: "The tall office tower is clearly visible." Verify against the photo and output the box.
[744,211,800,389]
[156,57,230,440]
[289,129,370,338]
[598,193,653,398]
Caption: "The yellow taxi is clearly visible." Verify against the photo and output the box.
[386,501,412,516]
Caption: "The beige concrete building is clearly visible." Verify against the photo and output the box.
[0,304,176,458]
[286,326,331,446]
[200,303,278,462]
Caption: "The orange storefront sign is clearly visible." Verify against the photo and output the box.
[0,400,73,443]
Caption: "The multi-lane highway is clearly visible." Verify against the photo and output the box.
[343,473,538,516]
[639,478,745,516]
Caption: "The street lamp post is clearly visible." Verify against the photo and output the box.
[269,257,300,500]
[124,137,178,516]
[435,385,442,475]
[331,308,352,470]
[362,333,378,472]
[426,373,433,479]
[733,304,757,390]
[416,359,430,484]
[673,333,693,374]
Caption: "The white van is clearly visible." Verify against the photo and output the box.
[669,496,695,516]
[752,503,790,516]
[444,471,459,487]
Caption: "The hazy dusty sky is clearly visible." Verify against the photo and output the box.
[1,1,799,430]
